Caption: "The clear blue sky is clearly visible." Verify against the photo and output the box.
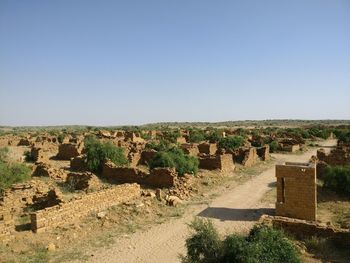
[0,0,349,126]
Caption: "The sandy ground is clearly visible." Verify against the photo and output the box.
[79,140,336,263]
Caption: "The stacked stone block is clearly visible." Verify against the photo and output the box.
[30,183,140,233]
[275,162,316,221]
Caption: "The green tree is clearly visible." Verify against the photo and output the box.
[218,136,245,151]
[85,137,128,172]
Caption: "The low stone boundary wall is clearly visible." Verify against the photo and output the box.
[260,215,350,246]
[30,183,140,233]
[102,161,176,187]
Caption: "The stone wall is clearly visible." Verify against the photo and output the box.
[128,152,141,167]
[70,155,87,171]
[199,154,235,172]
[124,132,144,143]
[0,180,63,217]
[147,168,177,188]
[31,147,49,162]
[30,183,140,233]
[0,211,14,240]
[280,144,300,152]
[140,150,157,165]
[275,162,316,221]
[181,143,199,156]
[33,163,67,181]
[233,147,258,167]
[257,145,270,161]
[18,138,31,146]
[57,143,84,160]
[317,148,350,166]
[198,143,217,155]
[66,172,101,191]
[102,161,176,187]
[260,215,350,246]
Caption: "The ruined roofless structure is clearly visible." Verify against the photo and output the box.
[275,162,316,221]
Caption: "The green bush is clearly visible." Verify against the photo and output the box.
[163,130,181,143]
[183,219,222,263]
[85,137,128,172]
[218,136,245,151]
[246,225,300,263]
[323,165,350,195]
[205,131,221,143]
[269,140,279,153]
[0,147,31,193]
[24,150,35,162]
[308,127,331,140]
[148,148,199,176]
[188,130,206,143]
[334,129,350,143]
[57,134,65,144]
[145,140,172,152]
[182,219,301,263]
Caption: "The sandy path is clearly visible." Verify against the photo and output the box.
[84,140,336,263]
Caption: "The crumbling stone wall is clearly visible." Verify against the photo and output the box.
[181,143,199,156]
[317,148,350,166]
[33,163,68,181]
[102,161,176,187]
[124,132,144,143]
[199,154,235,172]
[147,168,177,187]
[198,143,217,155]
[279,139,300,152]
[57,143,84,160]
[70,155,87,171]
[66,172,101,191]
[128,152,141,167]
[261,215,350,246]
[18,138,31,146]
[140,149,157,165]
[30,183,140,233]
[257,145,270,161]
[0,180,63,216]
[275,162,316,221]
[31,147,49,162]
[232,147,258,167]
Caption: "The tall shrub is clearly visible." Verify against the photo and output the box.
[85,137,128,172]
[218,136,245,151]
[148,148,199,176]
[323,165,350,195]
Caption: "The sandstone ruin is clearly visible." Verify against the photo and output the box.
[30,183,140,233]
[102,160,176,187]
[275,162,316,221]
[199,154,235,172]
[57,142,84,160]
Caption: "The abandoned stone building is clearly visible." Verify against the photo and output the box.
[275,162,316,221]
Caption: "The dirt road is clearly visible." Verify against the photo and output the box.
[84,140,336,263]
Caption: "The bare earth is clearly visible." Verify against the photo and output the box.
[79,140,336,263]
